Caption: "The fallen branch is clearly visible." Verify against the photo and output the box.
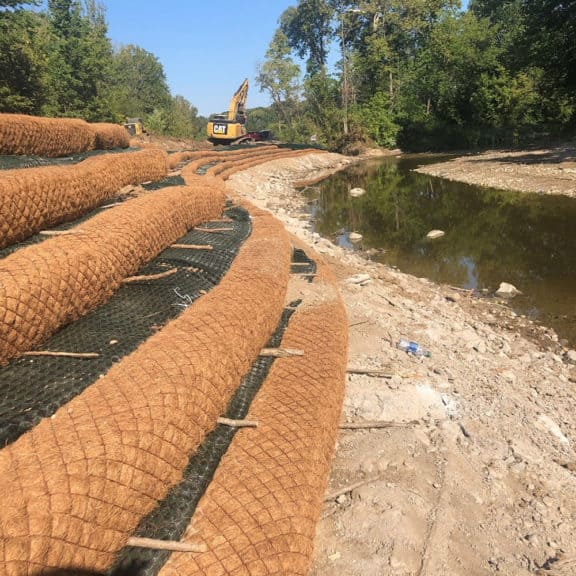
[100,202,124,209]
[291,262,312,267]
[324,475,381,502]
[259,348,304,358]
[194,227,233,233]
[126,537,206,554]
[23,351,100,359]
[122,268,178,284]
[171,244,213,250]
[340,419,419,429]
[217,417,259,428]
[346,366,393,379]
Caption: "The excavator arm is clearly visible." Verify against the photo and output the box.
[227,78,249,123]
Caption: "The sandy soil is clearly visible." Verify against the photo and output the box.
[415,143,576,198]
[228,151,576,576]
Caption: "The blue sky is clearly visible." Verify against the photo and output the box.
[103,1,468,117]
[105,1,297,117]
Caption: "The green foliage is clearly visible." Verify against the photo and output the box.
[280,0,333,75]
[0,7,47,113]
[108,44,171,121]
[351,92,399,148]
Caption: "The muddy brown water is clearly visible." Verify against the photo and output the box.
[308,155,576,345]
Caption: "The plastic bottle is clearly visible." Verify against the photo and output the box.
[396,337,431,357]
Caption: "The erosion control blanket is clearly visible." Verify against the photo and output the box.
[0,148,168,249]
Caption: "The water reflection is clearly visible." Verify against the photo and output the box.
[310,155,576,344]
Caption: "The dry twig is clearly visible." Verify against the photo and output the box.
[122,268,178,284]
[340,420,419,429]
[194,227,233,233]
[259,348,304,358]
[346,366,393,379]
[126,537,206,554]
[217,417,259,428]
[23,351,100,359]
[171,244,213,250]
[324,475,381,502]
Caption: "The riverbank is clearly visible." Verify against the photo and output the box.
[228,151,576,576]
[414,142,576,198]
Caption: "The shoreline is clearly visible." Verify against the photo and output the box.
[228,151,576,576]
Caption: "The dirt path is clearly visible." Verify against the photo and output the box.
[415,143,576,198]
[228,151,576,576]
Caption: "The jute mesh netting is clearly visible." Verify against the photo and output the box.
[0,182,225,366]
[0,114,130,157]
[0,149,169,249]
[0,204,292,574]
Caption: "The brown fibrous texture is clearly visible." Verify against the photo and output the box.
[159,249,348,576]
[0,205,292,575]
[0,114,96,156]
[90,123,130,149]
[0,182,225,366]
[0,149,168,249]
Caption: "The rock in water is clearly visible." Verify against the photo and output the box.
[496,282,521,297]
[349,187,366,197]
[349,232,363,243]
[426,230,445,239]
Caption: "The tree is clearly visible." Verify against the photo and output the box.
[108,44,171,120]
[43,0,114,119]
[0,3,47,113]
[280,0,334,75]
[256,29,302,139]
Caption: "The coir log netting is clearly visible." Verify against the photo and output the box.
[0,181,225,366]
[0,149,168,249]
[149,244,348,576]
[0,114,131,157]
[0,206,252,447]
[0,205,292,574]
[0,114,95,156]
[91,123,131,150]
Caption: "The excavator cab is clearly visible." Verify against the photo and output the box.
[207,79,249,145]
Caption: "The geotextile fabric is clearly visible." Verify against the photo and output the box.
[157,250,348,576]
[0,207,292,574]
[0,183,225,366]
[0,114,96,157]
[0,149,168,249]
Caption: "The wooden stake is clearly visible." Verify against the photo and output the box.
[39,229,79,236]
[259,348,304,358]
[126,537,207,554]
[122,268,178,284]
[346,367,393,379]
[340,420,419,430]
[217,417,259,428]
[324,475,381,502]
[194,227,234,233]
[23,351,100,359]
[171,244,213,250]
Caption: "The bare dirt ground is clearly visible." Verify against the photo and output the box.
[415,142,576,198]
[228,151,576,576]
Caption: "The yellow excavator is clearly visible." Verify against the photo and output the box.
[206,79,249,145]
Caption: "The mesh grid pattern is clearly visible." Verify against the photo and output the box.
[0,183,225,365]
[0,149,168,249]
[158,253,348,576]
[0,208,251,447]
[0,114,96,156]
[0,206,292,574]
[111,300,302,575]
